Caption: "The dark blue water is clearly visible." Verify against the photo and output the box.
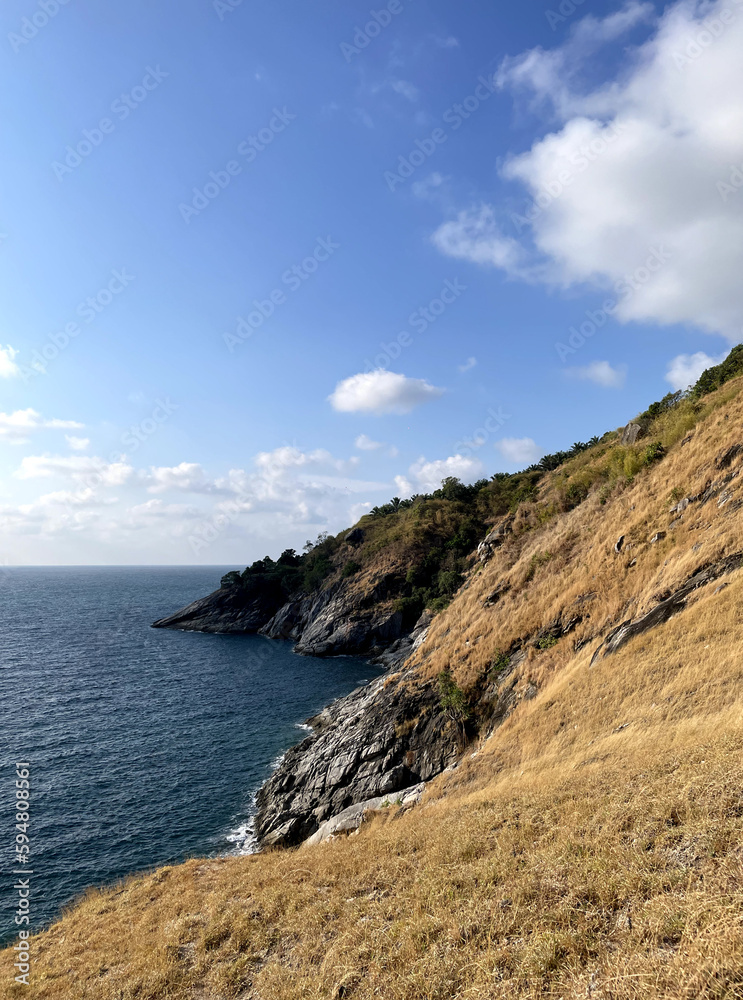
[0,567,379,944]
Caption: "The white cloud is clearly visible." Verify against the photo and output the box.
[144,462,213,495]
[0,345,20,378]
[252,446,345,479]
[0,409,83,444]
[127,499,202,521]
[412,172,445,200]
[435,0,743,340]
[497,2,655,117]
[349,501,374,522]
[33,488,116,508]
[458,356,478,373]
[565,360,627,388]
[355,434,384,451]
[407,454,485,492]
[329,370,444,415]
[665,351,725,391]
[14,454,133,485]
[431,205,528,275]
[390,79,419,102]
[394,474,414,498]
[65,435,90,451]
[0,444,396,561]
[495,437,543,466]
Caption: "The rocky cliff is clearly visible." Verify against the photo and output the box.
[151,584,284,633]
[152,354,743,854]
[254,668,456,847]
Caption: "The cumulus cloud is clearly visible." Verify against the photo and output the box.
[32,488,117,508]
[355,434,384,451]
[434,0,743,340]
[495,437,543,466]
[497,2,655,117]
[0,345,20,378]
[0,409,83,444]
[431,206,527,275]
[565,360,627,388]
[329,370,444,415]
[665,351,725,391]
[144,462,214,495]
[407,454,485,492]
[14,454,133,485]
[65,435,90,451]
[0,445,395,560]
[127,499,202,521]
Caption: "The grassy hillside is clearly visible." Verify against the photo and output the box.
[5,356,743,999]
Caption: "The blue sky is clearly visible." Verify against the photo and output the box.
[0,0,740,564]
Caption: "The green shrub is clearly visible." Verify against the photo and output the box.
[562,480,590,511]
[489,650,510,680]
[342,560,361,578]
[438,669,470,722]
[536,636,559,650]
[641,441,666,466]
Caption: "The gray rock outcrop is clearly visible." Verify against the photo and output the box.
[303,783,425,847]
[477,516,514,563]
[254,671,458,847]
[620,423,643,446]
[259,583,406,658]
[151,586,283,633]
[591,552,743,665]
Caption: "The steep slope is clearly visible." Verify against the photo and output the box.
[255,373,743,847]
[6,369,743,999]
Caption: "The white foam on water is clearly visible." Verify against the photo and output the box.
[224,819,259,855]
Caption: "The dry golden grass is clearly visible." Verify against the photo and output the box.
[414,378,743,692]
[5,382,743,999]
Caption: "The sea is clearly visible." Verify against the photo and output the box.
[0,566,379,944]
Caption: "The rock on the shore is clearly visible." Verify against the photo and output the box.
[254,671,458,847]
[151,585,283,633]
[260,583,406,658]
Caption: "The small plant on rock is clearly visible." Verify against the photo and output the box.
[438,669,470,743]
[489,649,510,680]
